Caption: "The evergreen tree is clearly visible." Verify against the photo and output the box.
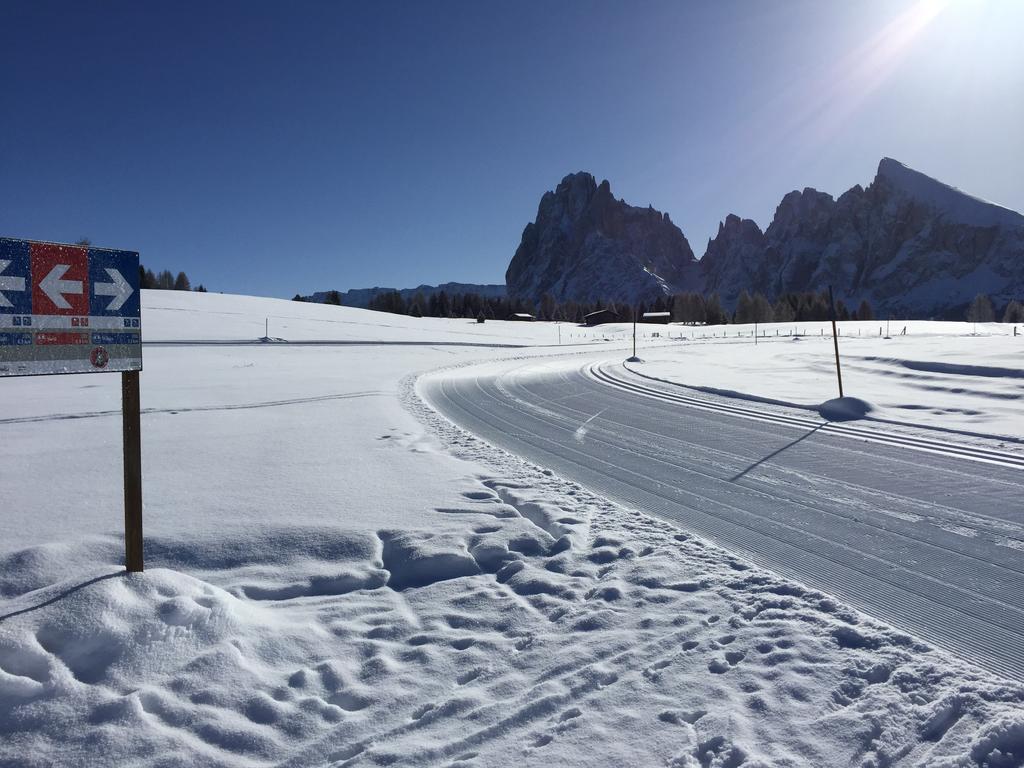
[174,271,191,291]
[751,292,774,323]
[734,290,754,323]
[1001,299,1023,323]
[773,298,796,323]
[704,293,727,325]
[292,294,304,301]
[835,298,850,321]
[195,284,207,292]
[324,290,342,306]
[966,294,995,323]
[539,293,557,321]
[856,299,874,321]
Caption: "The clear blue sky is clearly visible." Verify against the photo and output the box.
[2,0,1021,298]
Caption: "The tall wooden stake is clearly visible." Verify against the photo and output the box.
[828,285,844,399]
[632,309,637,358]
[122,370,144,572]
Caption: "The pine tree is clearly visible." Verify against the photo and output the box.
[704,293,726,325]
[966,294,995,323]
[1002,299,1023,323]
[174,272,191,291]
[195,284,207,293]
[773,298,795,323]
[856,299,874,321]
[324,290,342,306]
[292,294,304,301]
[752,293,774,323]
[734,290,754,324]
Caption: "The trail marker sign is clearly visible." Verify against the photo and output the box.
[0,238,141,377]
[0,237,144,571]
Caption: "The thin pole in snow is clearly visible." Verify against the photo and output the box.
[828,285,844,399]
[633,309,637,358]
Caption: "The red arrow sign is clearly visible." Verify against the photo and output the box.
[31,242,89,315]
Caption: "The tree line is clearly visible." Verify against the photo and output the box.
[298,286,1023,325]
[967,294,1023,323]
[139,267,206,292]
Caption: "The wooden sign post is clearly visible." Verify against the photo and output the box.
[0,237,144,572]
[122,370,144,571]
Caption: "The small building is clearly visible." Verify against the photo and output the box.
[584,309,620,327]
[642,311,671,324]
[507,313,535,322]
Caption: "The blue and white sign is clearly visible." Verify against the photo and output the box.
[0,237,142,377]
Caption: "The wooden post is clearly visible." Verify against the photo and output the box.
[828,285,844,399]
[122,370,144,572]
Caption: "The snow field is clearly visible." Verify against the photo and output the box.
[1,292,1022,766]
[624,320,1024,442]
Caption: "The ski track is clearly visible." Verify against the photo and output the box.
[420,358,1024,682]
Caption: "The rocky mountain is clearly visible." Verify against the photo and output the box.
[506,172,699,304]
[701,158,1024,317]
[309,282,506,308]
[505,160,1022,318]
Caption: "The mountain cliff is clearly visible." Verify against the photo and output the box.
[700,158,1024,317]
[505,172,699,304]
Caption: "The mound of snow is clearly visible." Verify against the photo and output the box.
[819,396,874,422]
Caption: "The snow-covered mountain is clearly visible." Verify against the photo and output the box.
[701,158,1024,317]
[506,172,699,304]
[508,160,1023,317]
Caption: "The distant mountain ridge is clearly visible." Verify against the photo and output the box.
[308,282,506,308]
[505,159,1023,318]
[699,158,1024,317]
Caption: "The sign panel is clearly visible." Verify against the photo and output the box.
[0,238,141,377]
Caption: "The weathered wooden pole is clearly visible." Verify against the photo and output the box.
[122,370,144,572]
[828,285,844,399]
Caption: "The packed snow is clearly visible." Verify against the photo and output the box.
[619,319,1024,444]
[1,294,1023,767]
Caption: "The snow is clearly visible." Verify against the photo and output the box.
[2,293,1023,766]
[878,157,1024,230]
[628,320,1024,443]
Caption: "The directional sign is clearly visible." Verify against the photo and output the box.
[0,237,141,377]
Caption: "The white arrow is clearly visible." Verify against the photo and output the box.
[94,267,134,312]
[0,259,26,309]
[40,264,83,310]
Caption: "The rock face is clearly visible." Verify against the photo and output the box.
[700,158,1024,317]
[506,172,699,304]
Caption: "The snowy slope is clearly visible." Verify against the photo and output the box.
[1,292,1023,767]
[877,157,1024,230]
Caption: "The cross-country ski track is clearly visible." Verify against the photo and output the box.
[420,356,1024,682]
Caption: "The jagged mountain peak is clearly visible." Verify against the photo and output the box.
[875,157,1024,230]
[506,171,699,303]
